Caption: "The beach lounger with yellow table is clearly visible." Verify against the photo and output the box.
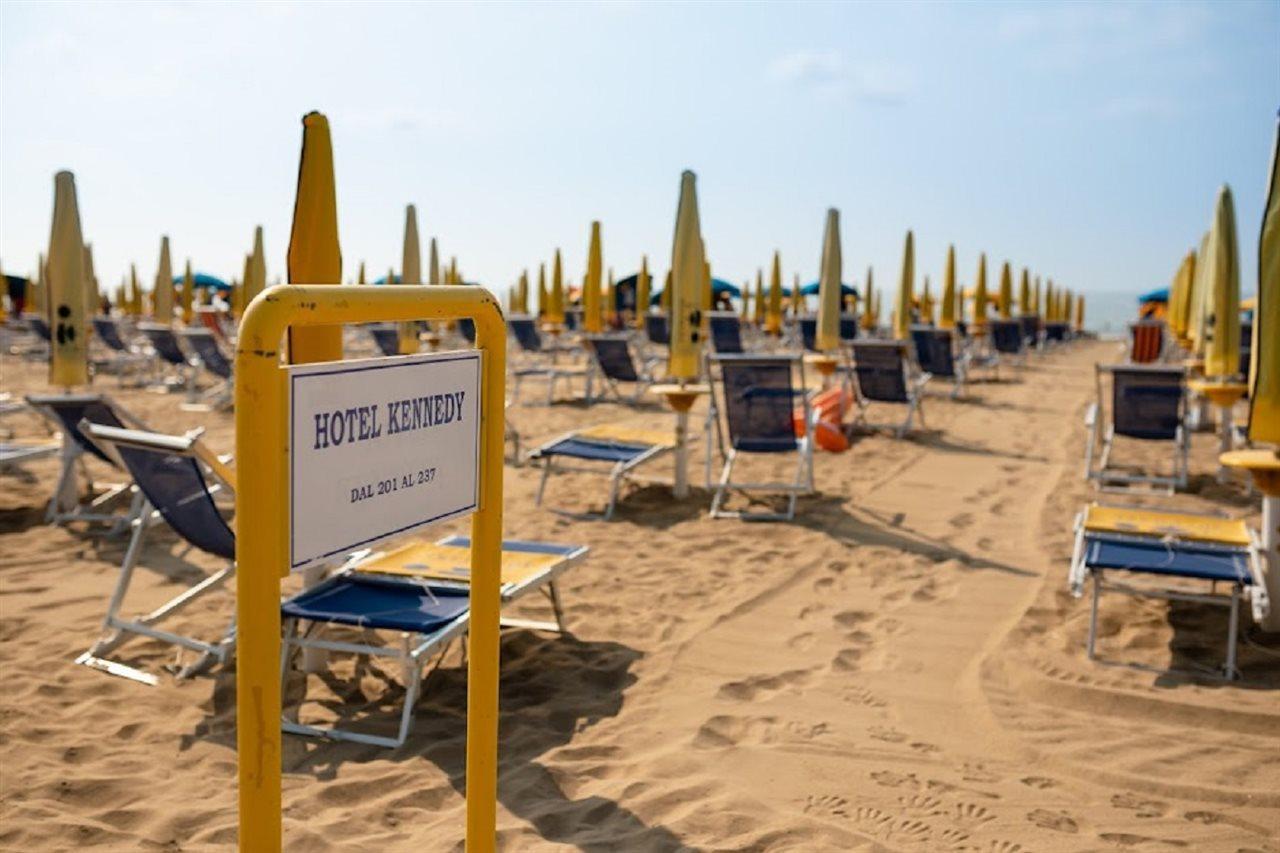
[280,535,587,748]
[1069,502,1270,679]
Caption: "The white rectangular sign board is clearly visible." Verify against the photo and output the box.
[289,350,481,570]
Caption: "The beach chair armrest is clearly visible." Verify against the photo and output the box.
[1084,402,1098,428]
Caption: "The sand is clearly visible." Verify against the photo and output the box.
[1,336,1277,852]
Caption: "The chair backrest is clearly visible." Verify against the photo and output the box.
[1019,315,1040,348]
[910,326,956,378]
[708,312,745,354]
[644,313,669,346]
[509,316,543,353]
[369,324,399,357]
[1044,322,1069,342]
[29,316,51,341]
[563,309,580,332]
[798,317,817,352]
[840,315,858,343]
[92,317,129,353]
[714,355,802,453]
[181,329,232,379]
[26,393,133,466]
[1128,321,1165,364]
[85,424,235,560]
[852,341,911,403]
[1239,321,1252,380]
[586,335,639,382]
[989,319,1024,354]
[458,318,477,344]
[139,324,188,366]
[1106,365,1185,440]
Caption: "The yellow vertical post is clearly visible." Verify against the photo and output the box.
[46,171,89,388]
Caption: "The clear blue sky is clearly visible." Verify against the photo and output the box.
[2,1,1276,328]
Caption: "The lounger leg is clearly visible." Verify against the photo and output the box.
[1087,572,1101,661]
[709,451,736,517]
[1225,586,1241,680]
[548,582,567,632]
[535,458,554,507]
[48,440,80,522]
[90,507,153,655]
[605,463,623,520]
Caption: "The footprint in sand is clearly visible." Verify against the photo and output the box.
[717,669,814,702]
[802,794,849,818]
[841,685,889,710]
[1020,776,1057,789]
[1110,792,1167,818]
[834,610,872,628]
[786,632,816,651]
[832,647,864,671]
[868,725,908,743]
[896,793,944,814]
[951,801,997,826]
[949,512,974,530]
[1027,808,1079,833]
[870,769,920,789]
[1099,832,1188,848]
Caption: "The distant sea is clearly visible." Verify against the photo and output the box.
[1083,290,1145,339]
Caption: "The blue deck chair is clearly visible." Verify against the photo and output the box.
[178,328,233,410]
[1044,321,1070,343]
[24,393,149,529]
[709,354,815,521]
[1018,314,1041,349]
[91,317,148,382]
[368,323,400,356]
[1,439,59,473]
[910,326,968,398]
[850,341,930,437]
[840,315,858,343]
[458,317,477,345]
[1084,364,1188,493]
[708,312,745,354]
[29,315,52,342]
[529,423,674,519]
[1069,503,1269,680]
[76,422,238,684]
[798,317,817,352]
[644,313,670,347]
[281,535,587,747]
[508,315,587,405]
[988,318,1025,362]
[584,334,658,403]
[138,322,193,388]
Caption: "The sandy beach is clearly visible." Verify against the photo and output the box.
[1,336,1276,852]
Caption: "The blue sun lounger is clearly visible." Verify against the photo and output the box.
[708,312,745,354]
[25,392,149,529]
[75,422,238,685]
[178,327,233,410]
[530,423,674,519]
[0,439,59,473]
[281,535,586,747]
[584,334,659,404]
[1084,364,1188,493]
[910,326,969,398]
[1069,503,1269,679]
[92,316,149,382]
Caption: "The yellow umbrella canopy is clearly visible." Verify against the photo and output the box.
[893,229,914,340]
[634,255,651,329]
[668,170,705,380]
[129,263,142,315]
[1170,251,1196,341]
[997,261,1013,319]
[1033,276,1042,316]
[428,238,440,286]
[861,267,876,331]
[549,249,565,324]
[791,273,802,316]
[584,220,603,333]
[972,253,989,328]
[1188,231,1211,354]
[181,259,194,324]
[939,245,957,329]
[1249,116,1279,444]
[766,250,783,334]
[740,278,750,319]
[154,235,174,323]
[1075,293,1085,331]
[286,112,343,362]
[247,225,267,305]
[46,171,90,387]
[607,267,616,325]
[83,243,99,320]
[537,263,548,318]
[817,208,843,351]
[661,270,672,311]
[1018,267,1031,316]
[518,269,529,314]
[920,276,934,325]
[357,260,366,285]
[397,204,422,354]
[1203,185,1241,378]
[234,254,251,318]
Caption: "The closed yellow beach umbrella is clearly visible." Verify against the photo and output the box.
[518,269,529,314]
[181,259,194,324]
[357,261,366,285]
[428,239,440,286]
[920,276,934,325]
[607,268,616,325]
[397,204,422,354]
[234,254,251,319]
[46,171,90,387]
[246,225,267,307]
[998,261,1013,319]
[1170,251,1196,341]
[817,208,843,351]
[1018,268,1031,316]
[584,221,603,333]
[766,251,783,334]
[1188,232,1211,355]
[549,249,565,324]
[1075,293,1085,332]
[537,263,548,317]
[1248,118,1279,444]
[792,273,803,316]
[1033,276,1042,317]
[753,269,765,326]
[893,229,914,340]
[668,170,705,381]
[939,246,957,330]
[83,243,99,319]
[286,112,343,363]
[634,255,651,329]
[973,253,989,329]
[154,236,174,323]
[661,270,672,312]
[1203,186,1241,378]
[862,267,876,331]
[130,264,142,315]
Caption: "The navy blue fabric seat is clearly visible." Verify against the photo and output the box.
[141,325,188,367]
[709,313,745,354]
[840,315,858,342]
[911,326,957,380]
[282,575,469,633]
[93,317,131,353]
[510,317,545,353]
[369,325,399,356]
[1083,535,1251,584]
[458,318,476,344]
[644,313,670,346]
[588,336,639,382]
[29,316,52,341]
[1084,365,1188,492]
[799,317,817,352]
[1112,368,1184,441]
[989,319,1024,355]
[538,436,653,464]
[113,441,235,560]
[184,330,232,379]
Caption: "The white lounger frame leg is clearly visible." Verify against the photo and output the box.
[533,443,670,521]
[76,503,236,685]
[709,438,815,522]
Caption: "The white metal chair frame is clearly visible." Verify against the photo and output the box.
[530,430,673,520]
[1083,364,1189,495]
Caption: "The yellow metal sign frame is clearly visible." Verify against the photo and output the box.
[234,284,505,852]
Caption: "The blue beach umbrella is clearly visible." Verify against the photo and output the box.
[1138,286,1169,305]
[171,272,231,291]
[650,277,741,305]
[800,280,858,298]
